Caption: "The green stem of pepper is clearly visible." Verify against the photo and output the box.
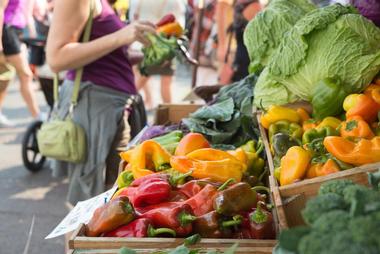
[255,139,264,155]
[221,217,242,228]
[178,212,197,226]
[147,225,177,237]
[217,178,236,191]
[170,170,194,186]
[250,201,268,224]
[251,185,270,194]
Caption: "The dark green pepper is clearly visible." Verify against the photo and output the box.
[213,182,269,216]
[193,211,242,238]
[272,133,300,158]
[268,120,302,143]
[311,78,348,120]
[302,126,339,144]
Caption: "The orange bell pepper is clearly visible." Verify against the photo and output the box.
[345,94,380,123]
[324,136,380,166]
[227,148,248,166]
[280,146,311,186]
[296,108,310,123]
[340,116,374,139]
[157,21,183,37]
[364,83,380,105]
[315,159,340,177]
[305,163,322,179]
[175,133,210,156]
[303,119,318,132]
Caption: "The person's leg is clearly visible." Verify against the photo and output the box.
[136,75,152,109]
[160,75,172,103]
[6,53,40,118]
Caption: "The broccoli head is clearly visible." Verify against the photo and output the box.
[343,184,380,216]
[297,230,332,254]
[327,231,378,254]
[349,212,380,249]
[318,179,355,196]
[302,193,348,225]
[312,210,350,233]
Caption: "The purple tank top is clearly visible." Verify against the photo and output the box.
[67,0,136,94]
[4,0,26,29]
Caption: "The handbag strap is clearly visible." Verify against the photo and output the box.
[53,0,95,107]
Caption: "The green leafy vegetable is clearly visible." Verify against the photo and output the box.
[243,0,315,73]
[139,34,178,75]
[254,4,380,108]
[183,75,258,146]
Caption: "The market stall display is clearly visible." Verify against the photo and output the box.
[58,1,380,253]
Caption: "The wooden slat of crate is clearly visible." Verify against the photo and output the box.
[70,224,276,254]
[256,112,380,229]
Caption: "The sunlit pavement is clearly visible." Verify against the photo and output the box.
[0,64,217,253]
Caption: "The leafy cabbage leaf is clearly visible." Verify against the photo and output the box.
[243,0,315,73]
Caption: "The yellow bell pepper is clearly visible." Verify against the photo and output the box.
[317,117,341,130]
[170,148,245,183]
[280,146,311,186]
[128,140,172,179]
[228,148,248,166]
[119,149,134,162]
[260,105,301,129]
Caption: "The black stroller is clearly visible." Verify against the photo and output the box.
[21,37,63,172]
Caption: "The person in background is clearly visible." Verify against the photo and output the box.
[46,0,155,205]
[0,0,41,127]
[129,0,186,108]
[231,0,261,81]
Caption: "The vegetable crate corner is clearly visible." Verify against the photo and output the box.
[256,112,380,229]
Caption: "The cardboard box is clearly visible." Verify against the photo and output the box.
[153,103,203,125]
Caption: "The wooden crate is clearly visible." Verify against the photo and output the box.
[153,103,203,125]
[256,112,380,229]
[69,224,277,254]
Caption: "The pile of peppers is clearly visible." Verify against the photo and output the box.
[85,131,274,239]
[86,174,275,239]
[261,77,380,186]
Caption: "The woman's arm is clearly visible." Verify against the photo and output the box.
[25,0,37,38]
[0,0,9,52]
[46,0,155,73]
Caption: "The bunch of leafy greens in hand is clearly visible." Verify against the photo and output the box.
[254,4,380,109]
[139,33,178,76]
[182,74,259,148]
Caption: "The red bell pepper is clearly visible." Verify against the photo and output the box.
[156,14,176,27]
[248,201,276,239]
[138,203,196,237]
[183,184,218,216]
[116,178,171,208]
[104,218,176,237]
[168,190,188,202]
[176,179,216,198]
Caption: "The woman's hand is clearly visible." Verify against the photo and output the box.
[115,21,156,47]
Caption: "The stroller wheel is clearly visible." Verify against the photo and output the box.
[22,120,46,172]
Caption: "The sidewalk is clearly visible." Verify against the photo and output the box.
[0,65,217,253]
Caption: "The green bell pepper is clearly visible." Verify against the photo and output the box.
[240,140,265,178]
[311,78,348,120]
[116,170,134,189]
[268,120,302,143]
[302,126,339,144]
[272,133,300,159]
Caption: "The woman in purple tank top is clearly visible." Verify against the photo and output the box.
[46,0,156,205]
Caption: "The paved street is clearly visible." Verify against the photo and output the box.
[0,64,216,254]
